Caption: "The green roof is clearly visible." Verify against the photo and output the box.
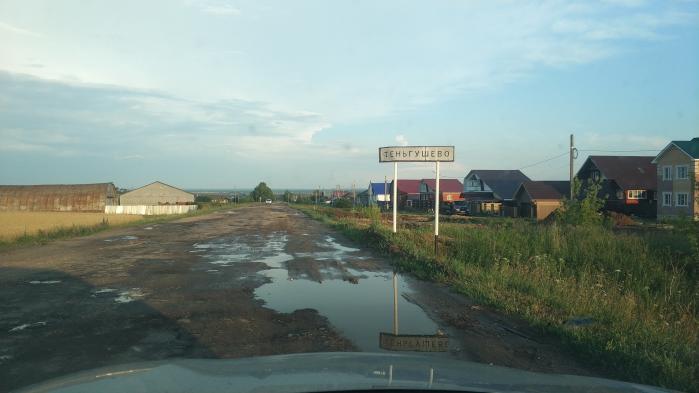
[673,137,699,159]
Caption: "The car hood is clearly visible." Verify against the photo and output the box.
[17,352,675,393]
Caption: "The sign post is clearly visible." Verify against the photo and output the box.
[392,162,398,233]
[434,161,440,255]
[379,146,454,242]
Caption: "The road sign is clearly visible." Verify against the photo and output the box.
[379,332,449,352]
[379,146,455,163]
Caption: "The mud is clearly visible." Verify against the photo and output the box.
[0,204,596,392]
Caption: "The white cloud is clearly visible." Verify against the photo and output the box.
[0,21,41,37]
[395,135,408,146]
[195,1,241,16]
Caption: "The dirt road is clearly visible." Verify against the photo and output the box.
[0,205,596,391]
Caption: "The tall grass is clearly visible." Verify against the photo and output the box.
[298,206,698,392]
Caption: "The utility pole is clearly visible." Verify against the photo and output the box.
[569,134,575,199]
[352,181,356,207]
[384,176,388,211]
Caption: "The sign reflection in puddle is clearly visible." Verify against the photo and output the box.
[254,236,442,353]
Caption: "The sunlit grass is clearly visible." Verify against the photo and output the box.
[298,206,698,392]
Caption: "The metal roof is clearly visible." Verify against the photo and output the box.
[369,182,390,195]
[391,179,421,194]
[421,179,463,193]
[585,156,656,190]
[516,181,569,201]
[465,170,530,183]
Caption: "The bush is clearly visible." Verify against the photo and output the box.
[333,198,353,208]
[556,178,605,226]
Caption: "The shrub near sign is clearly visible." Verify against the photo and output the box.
[379,146,455,162]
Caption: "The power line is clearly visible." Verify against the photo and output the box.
[578,149,659,153]
[518,151,568,170]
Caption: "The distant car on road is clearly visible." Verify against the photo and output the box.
[265,199,272,204]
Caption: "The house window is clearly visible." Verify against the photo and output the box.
[627,190,647,200]
[663,192,673,207]
[591,170,601,182]
[662,166,673,181]
[676,165,689,180]
[676,192,689,207]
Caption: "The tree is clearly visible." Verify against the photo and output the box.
[251,182,274,202]
[556,178,606,226]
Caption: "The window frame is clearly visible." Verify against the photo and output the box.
[627,190,647,200]
[662,165,673,181]
[662,192,673,207]
[676,192,689,207]
[676,165,689,180]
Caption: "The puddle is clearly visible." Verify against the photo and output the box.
[193,232,293,269]
[256,269,439,352]
[145,227,154,230]
[9,322,47,332]
[115,288,144,303]
[93,288,117,294]
[104,235,138,242]
[28,280,61,285]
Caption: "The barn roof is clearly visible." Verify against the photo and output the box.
[121,181,192,196]
[421,179,463,193]
[584,156,656,190]
[0,183,114,194]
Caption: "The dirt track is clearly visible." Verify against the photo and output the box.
[0,204,597,391]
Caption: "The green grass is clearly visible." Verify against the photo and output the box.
[0,203,248,249]
[297,206,698,392]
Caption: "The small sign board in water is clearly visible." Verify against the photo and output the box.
[379,146,455,162]
[379,332,449,352]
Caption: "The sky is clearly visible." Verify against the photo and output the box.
[1,0,698,189]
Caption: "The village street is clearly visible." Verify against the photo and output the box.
[0,205,596,392]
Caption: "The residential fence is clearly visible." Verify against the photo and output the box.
[105,205,197,215]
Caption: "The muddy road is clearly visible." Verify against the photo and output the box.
[0,204,596,391]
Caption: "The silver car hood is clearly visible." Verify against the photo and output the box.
[17,352,675,393]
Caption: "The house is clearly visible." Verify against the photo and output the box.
[119,181,194,206]
[389,179,421,209]
[367,182,391,207]
[513,181,570,221]
[652,137,699,221]
[419,179,464,208]
[0,183,118,212]
[462,170,531,215]
[576,156,656,217]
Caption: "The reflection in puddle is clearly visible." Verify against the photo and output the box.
[104,235,138,242]
[256,269,439,351]
[193,230,442,352]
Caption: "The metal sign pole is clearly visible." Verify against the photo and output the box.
[392,271,399,335]
[392,162,398,233]
[434,161,440,255]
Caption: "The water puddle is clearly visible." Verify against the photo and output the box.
[193,230,443,352]
[9,321,47,333]
[257,269,439,352]
[114,288,144,303]
[104,235,138,242]
[27,280,61,285]
[253,234,441,352]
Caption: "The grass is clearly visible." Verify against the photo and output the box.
[296,205,698,392]
[0,203,247,248]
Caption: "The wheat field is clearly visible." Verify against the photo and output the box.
[0,212,143,240]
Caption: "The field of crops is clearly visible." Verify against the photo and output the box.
[0,212,143,240]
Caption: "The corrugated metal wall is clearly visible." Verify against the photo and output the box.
[0,183,117,212]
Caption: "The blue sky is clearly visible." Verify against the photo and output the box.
[1,0,697,189]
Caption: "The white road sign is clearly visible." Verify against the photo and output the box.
[379,146,455,162]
